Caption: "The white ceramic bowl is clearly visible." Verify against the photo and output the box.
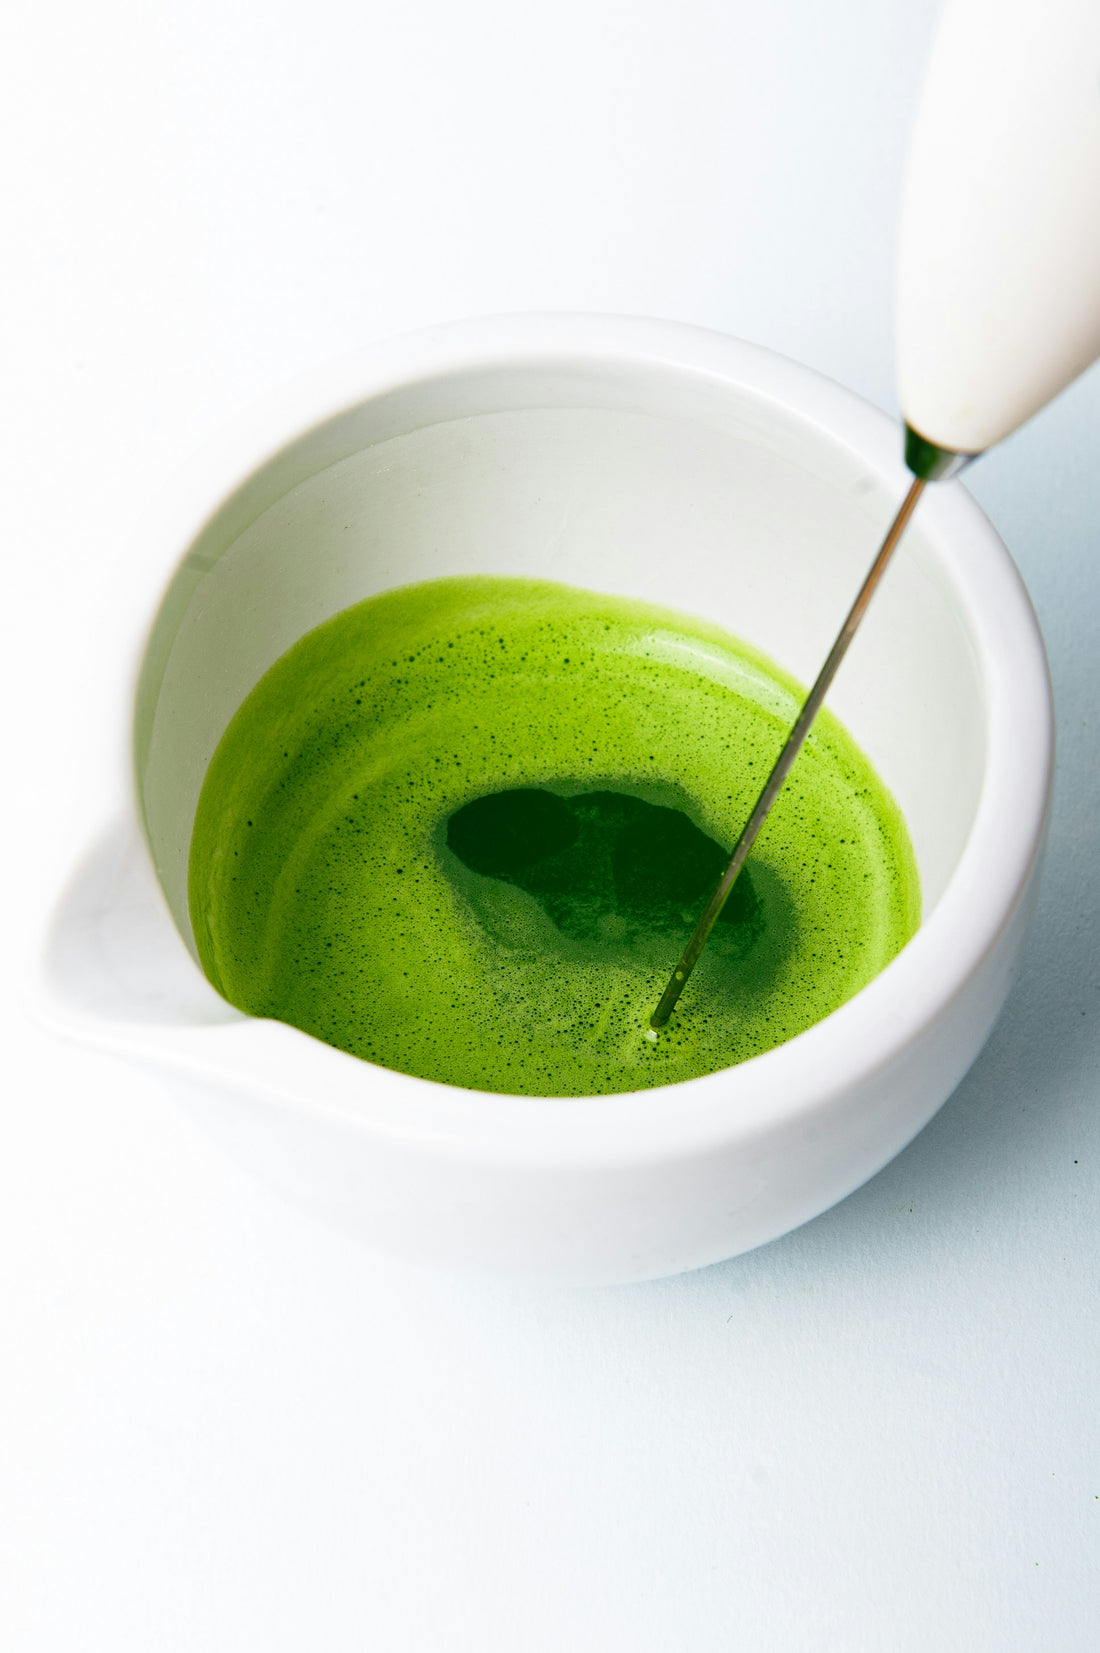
[41,315,1053,1285]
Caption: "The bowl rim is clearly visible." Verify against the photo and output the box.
[127,312,1055,1167]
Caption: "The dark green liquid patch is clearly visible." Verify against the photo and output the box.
[188,575,920,1096]
[446,787,765,956]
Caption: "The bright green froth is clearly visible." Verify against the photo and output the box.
[188,576,919,1095]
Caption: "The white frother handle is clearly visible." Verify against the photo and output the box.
[898,0,1100,459]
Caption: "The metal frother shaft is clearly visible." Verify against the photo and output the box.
[649,474,927,1032]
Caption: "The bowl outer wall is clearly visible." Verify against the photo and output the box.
[42,315,1054,1273]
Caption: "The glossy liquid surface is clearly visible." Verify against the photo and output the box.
[189,576,920,1095]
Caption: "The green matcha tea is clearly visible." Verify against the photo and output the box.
[188,576,919,1095]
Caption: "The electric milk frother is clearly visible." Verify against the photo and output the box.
[651,0,1100,1027]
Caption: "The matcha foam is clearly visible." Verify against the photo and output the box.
[188,576,920,1095]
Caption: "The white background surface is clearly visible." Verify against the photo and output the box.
[3,1,1099,1647]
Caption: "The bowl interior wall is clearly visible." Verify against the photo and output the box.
[136,364,986,954]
